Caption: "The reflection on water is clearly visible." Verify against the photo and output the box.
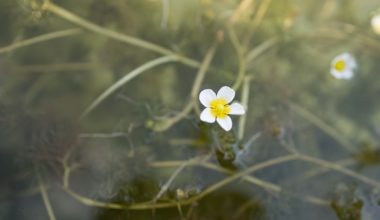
[1,0,380,219]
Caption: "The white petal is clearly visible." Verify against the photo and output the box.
[199,89,216,107]
[217,86,235,103]
[217,116,232,131]
[229,103,245,115]
[340,70,354,79]
[330,69,342,79]
[200,108,216,123]
[330,69,353,80]
[330,69,344,79]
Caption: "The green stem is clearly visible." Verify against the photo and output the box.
[152,44,217,132]
[43,2,200,68]
[297,154,380,189]
[238,76,252,141]
[245,37,278,64]
[242,0,272,47]
[228,27,246,91]
[0,29,81,54]
[37,172,57,220]
[190,44,217,114]
[287,101,356,153]
[63,155,299,210]
[81,55,177,118]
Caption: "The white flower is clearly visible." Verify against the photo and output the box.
[371,14,380,35]
[199,86,245,131]
[330,52,357,80]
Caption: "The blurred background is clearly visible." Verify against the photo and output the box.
[1,0,380,219]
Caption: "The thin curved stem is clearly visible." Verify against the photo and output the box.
[0,29,81,54]
[152,161,189,202]
[80,55,177,118]
[287,101,356,153]
[152,153,380,194]
[230,0,255,24]
[296,154,380,189]
[165,155,297,203]
[42,1,200,68]
[79,132,128,139]
[242,0,272,47]
[151,102,194,132]
[152,44,217,132]
[37,172,57,220]
[10,62,95,73]
[229,27,246,91]
[61,134,375,211]
[62,155,299,210]
[245,37,279,65]
[62,136,380,211]
[238,75,252,141]
[190,44,217,114]
[301,158,356,180]
[64,152,363,211]
[160,0,170,29]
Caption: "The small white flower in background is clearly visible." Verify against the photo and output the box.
[371,14,380,35]
[199,86,245,131]
[330,52,357,80]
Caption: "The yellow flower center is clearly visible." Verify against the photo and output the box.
[210,98,230,119]
[334,60,346,72]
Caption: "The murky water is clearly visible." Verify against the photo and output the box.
[1,0,380,219]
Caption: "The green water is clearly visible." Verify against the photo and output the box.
[1,0,380,219]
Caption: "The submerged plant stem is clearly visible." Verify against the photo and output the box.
[37,173,57,220]
[42,1,200,68]
[62,155,300,210]
[230,0,255,23]
[243,0,272,47]
[296,154,380,189]
[0,29,81,54]
[238,75,252,141]
[10,62,95,73]
[245,37,279,65]
[179,166,327,206]
[287,101,356,153]
[229,27,246,91]
[152,102,194,132]
[64,150,379,211]
[300,158,356,180]
[190,44,217,114]
[81,55,177,118]
[153,162,188,202]
[153,44,217,131]
[160,0,170,29]
[79,132,128,138]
